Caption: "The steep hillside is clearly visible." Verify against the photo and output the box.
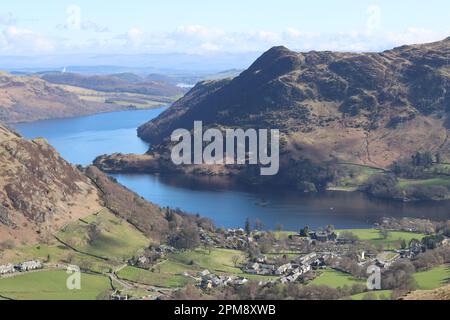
[40,72,186,97]
[0,72,126,123]
[402,284,450,300]
[138,38,450,169]
[0,124,211,246]
[0,124,103,245]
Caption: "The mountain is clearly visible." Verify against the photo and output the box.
[0,72,126,123]
[0,124,209,246]
[94,38,450,198]
[39,72,185,97]
[137,38,450,169]
[0,124,103,244]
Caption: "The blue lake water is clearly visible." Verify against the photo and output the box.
[14,109,450,230]
[14,109,164,166]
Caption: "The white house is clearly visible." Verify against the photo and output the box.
[0,264,15,275]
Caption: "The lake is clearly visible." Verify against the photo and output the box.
[14,109,450,230]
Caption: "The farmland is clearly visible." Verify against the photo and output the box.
[56,210,151,262]
[0,270,111,300]
[414,266,450,290]
[309,269,364,289]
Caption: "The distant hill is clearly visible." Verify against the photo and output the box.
[39,72,185,97]
[146,69,243,86]
[109,72,145,83]
[0,72,126,123]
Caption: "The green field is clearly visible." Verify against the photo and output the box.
[117,247,278,288]
[272,231,297,240]
[413,265,450,290]
[349,290,392,300]
[336,229,425,249]
[0,270,111,300]
[57,210,150,261]
[329,164,385,191]
[170,248,245,274]
[398,177,450,189]
[309,269,365,289]
[117,266,191,288]
[5,244,118,274]
[274,229,425,250]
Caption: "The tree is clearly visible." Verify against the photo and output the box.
[254,219,264,231]
[339,231,359,242]
[203,242,213,255]
[170,226,201,250]
[400,239,407,250]
[326,225,335,234]
[300,226,310,237]
[232,255,241,267]
[379,229,390,240]
[436,152,442,164]
[244,218,251,235]
[87,223,101,244]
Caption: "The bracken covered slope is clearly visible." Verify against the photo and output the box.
[402,284,450,300]
[137,38,450,169]
[0,124,102,244]
[0,124,209,245]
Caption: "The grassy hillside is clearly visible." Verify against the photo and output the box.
[117,266,192,288]
[336,229,425,249]
[309,269,365,289]
[349,290,392,300]
[414,265,450,290]
[57,210,151,261]
[0,270,111,300]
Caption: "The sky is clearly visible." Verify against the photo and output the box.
[0,0,449,55]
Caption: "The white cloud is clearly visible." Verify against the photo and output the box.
[1,26,55,52]
[126,27,145,47]
[174,25,225,39]
[386,28,443,46]
[108,24,449,55]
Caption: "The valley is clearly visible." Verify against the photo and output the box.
[1,37,450,302]
[1,105,448,301]
[95,38,450,203]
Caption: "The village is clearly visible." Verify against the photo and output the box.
[0,260,43,276]
[1,217,448,301]
[125,223,447,294]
